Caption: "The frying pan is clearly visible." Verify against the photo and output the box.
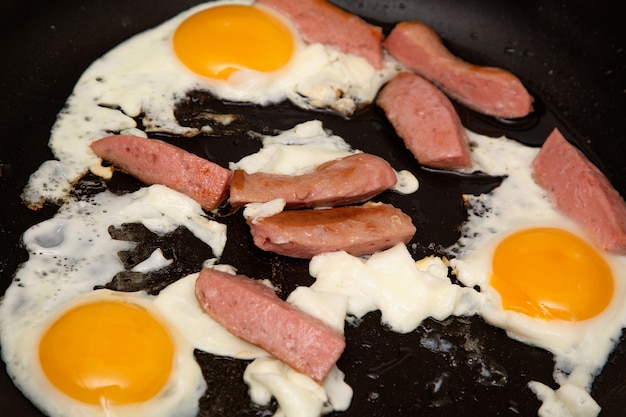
[1,0,624,416]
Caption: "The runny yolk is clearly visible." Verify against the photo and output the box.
[39,300,174,405]
[491,227,613,321]
[172,5,295,79]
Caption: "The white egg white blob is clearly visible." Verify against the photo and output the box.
[309,243,477,334]
[231,120,356,175]
[131,248,173,273]
[243,198,288,224]
[529,381,601,417]
[286,286,348,334]
[244,359,352,417]
[447,132,626,416]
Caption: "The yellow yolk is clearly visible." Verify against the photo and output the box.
[491,227,613,321]
[39,300,175,405]
[172,4,295,79]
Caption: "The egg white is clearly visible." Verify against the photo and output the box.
[448,132,626,414]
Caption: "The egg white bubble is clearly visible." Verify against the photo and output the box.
[447,132,626,416]
[22,0,401,208]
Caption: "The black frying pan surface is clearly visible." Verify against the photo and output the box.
[1,1,625,416]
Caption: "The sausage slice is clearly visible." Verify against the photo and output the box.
[248,202,416,258]
[90,135,232,210]
[230,153,398,208]
[377,72,471,170]
[195,268,346,383]
[258,0,383,68]
[383,21,533,119]
[531,128,626,254]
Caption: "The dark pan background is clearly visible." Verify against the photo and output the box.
[1,1,624,416]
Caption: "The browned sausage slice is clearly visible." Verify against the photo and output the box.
[248,202,416,258]
[90,135,232,210]
[377,72,471,169]
[258,0,383,68]
[383,21,533,119]
[230,153,398,208]
[531,128,626,254]
[195,268,346,383]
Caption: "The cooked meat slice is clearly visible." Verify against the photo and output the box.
[532,128,626,253]
[230,153,397,208]
[258,0,383,68]
[90,135,232,210]
[248,202,416,258]
[195,267,346,383]
[377,72,471,170]
[383,20,533,119]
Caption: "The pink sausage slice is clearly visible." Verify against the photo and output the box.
[377,72,471,170]
[195,268,346,383]
[90,135,232,211]
[258,0,383,68]
[531,128,626,254]
[230,153,398,208]
[249,202,416,258]
[383,21,533,119]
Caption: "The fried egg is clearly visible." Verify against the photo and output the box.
[448,132,626,416]
[22,0,400,209]
[8,290,206,417]
[0,185,228,417]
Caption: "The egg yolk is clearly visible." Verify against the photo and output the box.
[491,227,613,321]
[39,300,174,405]
[172,5,295,79]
